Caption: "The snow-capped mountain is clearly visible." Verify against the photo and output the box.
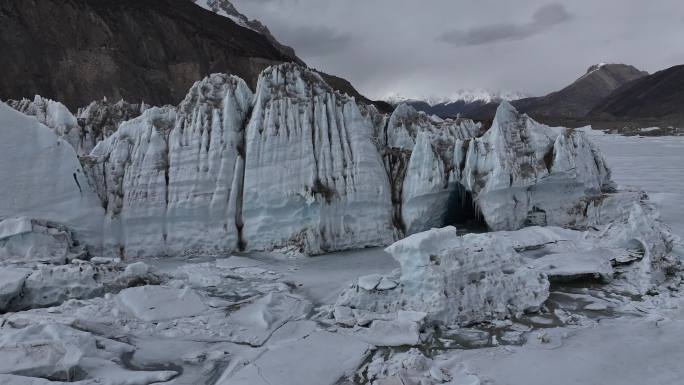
[191,0,298,59]
[384,90,529,107]
[383,90,529,119]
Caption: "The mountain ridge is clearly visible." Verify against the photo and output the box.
[511,63,648,119]
[589,64,684,126]
[0,0,386,112]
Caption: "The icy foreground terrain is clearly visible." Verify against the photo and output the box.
[0,62,683,384]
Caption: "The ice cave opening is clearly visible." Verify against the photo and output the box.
[444,184,488,234]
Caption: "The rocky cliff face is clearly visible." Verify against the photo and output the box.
[513,63,648,119]
[1,64,620,258]
[192,0,299,60]
[0,0,386,115]
[0,0,298,110]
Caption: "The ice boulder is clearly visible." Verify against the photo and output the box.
[117,285,207,322]
[0,323,176,384]
[10,264,108,311]
[583,191,682,290]
[0,323,133,380]
[0,267,31,312]
[0,102,104,249]
[338,226,550,325]
[0,217,84,264]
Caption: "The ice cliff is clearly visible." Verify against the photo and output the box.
[0,63,634,259]
[85,74,253,257]
[240,64,396,254]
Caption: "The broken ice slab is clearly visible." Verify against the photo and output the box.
[223,292,312,346]
[117,285,207,322]
[0,267,31,311]
[216,331,372,385]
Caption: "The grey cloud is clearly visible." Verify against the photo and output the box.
[437,3,572,47]
[232,0,684,99]
[278,25,352,57]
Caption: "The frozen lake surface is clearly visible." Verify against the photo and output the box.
[446,133,684,385]
[592,134,684,238]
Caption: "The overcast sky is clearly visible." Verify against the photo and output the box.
[232,0,684,100]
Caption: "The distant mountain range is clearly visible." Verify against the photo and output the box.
[388,63,683,131]
[383,90,529,118]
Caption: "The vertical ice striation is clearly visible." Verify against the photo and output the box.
[86,107,177,257]
[165,74,252,255]
[85,74,253,257]
[240,64,396,254]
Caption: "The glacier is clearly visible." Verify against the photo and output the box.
[1,62,683,385]
[0,63,667,261]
